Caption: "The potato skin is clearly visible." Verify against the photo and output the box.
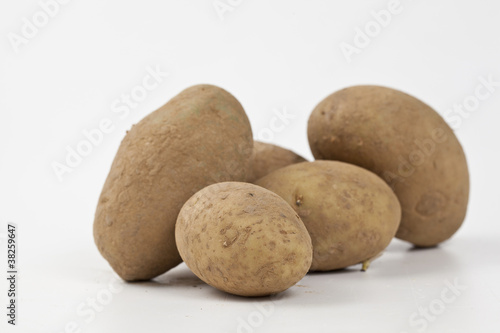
[94,85,253,281]
[248,141,307,182]
[308,86,469,247]
[255,161,401,271]
[175,182,313,297]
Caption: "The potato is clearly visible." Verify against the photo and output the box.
[255,161,401,271]
[248,141,307,182]
[94,85,253,281]
[308,85,469,247]
[175,182,313,297]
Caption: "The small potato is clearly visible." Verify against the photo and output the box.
[175,182,313,297]
[248,141,307,182]
[255,161,401,271]
[307,86,469,247]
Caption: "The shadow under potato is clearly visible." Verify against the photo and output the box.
[409,244,440,251]
[123,264,204,288]
[129,263,299,300]
[152,265,203,287]
[307,267,360,275]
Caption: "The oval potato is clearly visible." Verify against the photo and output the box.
[94,85,253,281]
[255,161,401,271]
[175,182,313,297]
[308,85,469,247]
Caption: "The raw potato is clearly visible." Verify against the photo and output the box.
[255,161,401,271]
[175,182,313,297]
[94,85,253,281]
[248,141,307,182]
[308,85,469,247]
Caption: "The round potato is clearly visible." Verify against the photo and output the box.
[308,85,469,247]
[175,182,313,297]
[255,161,401,271]
[248,141,307,182]
[94,85,253,281]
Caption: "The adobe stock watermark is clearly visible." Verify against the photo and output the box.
[339,0,407,63]
[236,293,283,333]
[51,65,169,182]
[382,127,448,188]
[255,107,296,142]
[213,0,243,21]
[7,0,72,53]
[383,73,498,188]
[444,74,499,130]
[401,278,466,333]
[57,277,124,333]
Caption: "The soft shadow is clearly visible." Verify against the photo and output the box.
[125,264,298,302]
[383,238,413,252]
[127,264,205,288]
[408,244,439,251]
[307,267,360,275]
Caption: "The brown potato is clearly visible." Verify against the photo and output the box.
[255,161,401,271]
[94,85,253,281]
[175,182,313,297]
[248,141,307,182]
[308,85,469,247]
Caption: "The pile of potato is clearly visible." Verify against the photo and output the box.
[93,84,469,297]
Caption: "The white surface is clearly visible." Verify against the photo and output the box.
[1,0,500,332]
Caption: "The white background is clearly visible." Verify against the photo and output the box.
[1,0,500,332]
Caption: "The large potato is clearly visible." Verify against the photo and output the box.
[94,85,253,281]
[255,161,401,271]
[308,85,469,247]
[248,141,307,182]
[175,182,313,297]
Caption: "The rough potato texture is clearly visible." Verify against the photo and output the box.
[94,85,253,281]
[248,141,307,182]
[175,182,313,297]
[307,86,469,247]
[256,161,401,271]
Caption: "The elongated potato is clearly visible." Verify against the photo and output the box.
[175,182,313,297]
[94,85,253,281]
[248,141,307,182]
[308,86,469,247]
[255,161,401,271]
